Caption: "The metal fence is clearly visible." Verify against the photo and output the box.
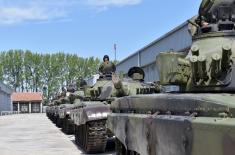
[0,111,21,116]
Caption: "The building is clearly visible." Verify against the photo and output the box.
[116,22,192,82]
[12,92,43,113]
[0,82,13,113]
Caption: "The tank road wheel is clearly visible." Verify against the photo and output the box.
[62,118,67,133]
[74,125,79,144]
[51,115,56,123]
[115,138,126,155]
[128,150,140,155]
[116,139,140,155]
[75,120,108,154]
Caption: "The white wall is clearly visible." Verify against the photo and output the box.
[0,91,12,112]
[0,82,13,113]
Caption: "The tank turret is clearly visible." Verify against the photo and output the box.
[157,0,235,92]
[113,67,159,96]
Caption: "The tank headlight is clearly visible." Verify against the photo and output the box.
[66,111,71,115]
[96,113,102,117]
[102,112,108,117]
[88,112,108,118]
[89,114,97,118]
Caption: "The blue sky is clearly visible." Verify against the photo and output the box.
[0,0,201,60]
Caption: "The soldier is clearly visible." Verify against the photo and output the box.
[99,55,116,76]
[188,0,212,36]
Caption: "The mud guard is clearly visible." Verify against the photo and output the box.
[73,101,111,126]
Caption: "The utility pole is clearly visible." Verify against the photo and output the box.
[114,43,117,62]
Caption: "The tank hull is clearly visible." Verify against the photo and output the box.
[108,93,235,155]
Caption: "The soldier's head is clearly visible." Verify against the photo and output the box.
[103,55,109,63]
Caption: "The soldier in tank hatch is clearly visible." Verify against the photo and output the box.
[99,55,116,76]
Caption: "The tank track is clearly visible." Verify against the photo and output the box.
[75,120,107,153]
[56,117,62,128]
[62,118,74,134]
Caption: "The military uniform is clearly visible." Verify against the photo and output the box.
[99,62,116,75]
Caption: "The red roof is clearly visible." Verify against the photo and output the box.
[12,92,43,102]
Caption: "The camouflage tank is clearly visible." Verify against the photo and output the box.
[59,83,87,134]
[70,68,159,154]
[53,93,66,128]
[46,94,63,125]
[108,0,235,155]
[46,103,53,120]
[46,102,58,122]
[70,74,115,154]
[46,88,71,128]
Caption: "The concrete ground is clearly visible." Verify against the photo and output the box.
[0,114,115,155]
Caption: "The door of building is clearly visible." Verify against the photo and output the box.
[20,103,29,113]
[32,103,40,113]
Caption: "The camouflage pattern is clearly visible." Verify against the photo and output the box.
[46,86,81,134]
[108,94,235,155]
[107,0,235,154]
[71,73,158,127]
[68,75,116,153]
[46,95,63,126]
[99,62,116,75]
[69,67,158,153]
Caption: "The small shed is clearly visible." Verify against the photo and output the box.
[12,92,43,113]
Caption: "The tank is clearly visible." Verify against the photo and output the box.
[56,84,82,134]
[70,68,159,154]
[107,1,235,155]
[46,88,72,129]
[46,94,63,125]
[53,93,66,128]
[57,95,75,134]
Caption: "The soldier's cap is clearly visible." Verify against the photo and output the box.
[103,55,109,61]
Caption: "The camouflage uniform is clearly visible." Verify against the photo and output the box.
[99,62,116,75]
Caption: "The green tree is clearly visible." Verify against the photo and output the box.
[0,50,102,102]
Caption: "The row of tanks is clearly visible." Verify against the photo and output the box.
[47,0,235,154]
[46,66,160,153]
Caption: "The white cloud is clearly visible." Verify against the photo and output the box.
[84,0,142,12]
[0,0,73,25]
[0,0,143,25]
[86,0,142,7]
[0,7,66,24]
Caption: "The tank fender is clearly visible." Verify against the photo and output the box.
[74,105,111,126]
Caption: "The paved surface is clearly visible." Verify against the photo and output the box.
[0,114,115,155]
